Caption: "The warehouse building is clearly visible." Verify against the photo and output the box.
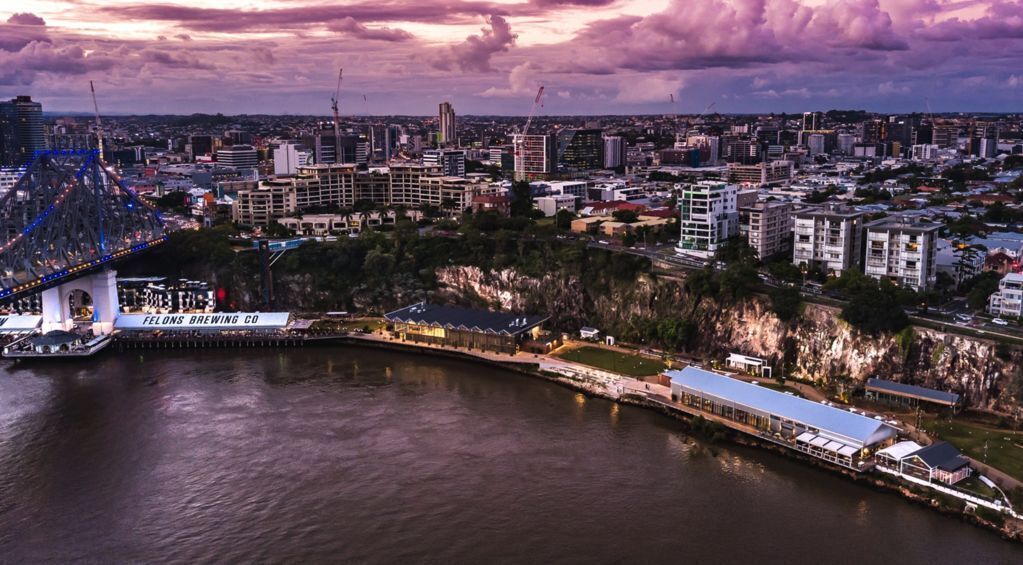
[864,378,961,411]
[385,302,548,355]
[668,367,897,470]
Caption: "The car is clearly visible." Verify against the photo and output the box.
[598,240,610,245]
[955,313,972,322]
[992,318,1009,326]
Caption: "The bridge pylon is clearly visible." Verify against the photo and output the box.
[40,268,119,335]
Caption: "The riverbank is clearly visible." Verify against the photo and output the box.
[335,333,1023,543]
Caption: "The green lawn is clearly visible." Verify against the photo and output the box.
[556,346,666,377]
[755,381,805,398]
[921,417,1023,483]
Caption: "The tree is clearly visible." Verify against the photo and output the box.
[967,272,1001,311]
[840,279,909,335]
[766,260,803,285]
[612,209,639,223]
[555,208,574,231]
[715,236,759,266]
[264,222,292,238]
[155,190,188,209]
[510,181,533,217]
[769,286,803,322]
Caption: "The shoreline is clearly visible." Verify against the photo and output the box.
[332,335,1023,543]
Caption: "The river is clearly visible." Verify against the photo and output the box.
[0,347,1019,563]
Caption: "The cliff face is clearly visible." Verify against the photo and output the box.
[434,265,1023,416]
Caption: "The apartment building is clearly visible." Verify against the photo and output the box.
[388,163,443,204]
[419,176,490,210]
[864,217,941,290]
[988,272,1023,319]
[792,207,865,274]
[512,133,556,181]
[676,181,738,258]
[739,200,793,260]
[278,210,425,236]
[355,170,391,203]
[728,160,793,187]
[232,182,297,227]
[292,163,357,209]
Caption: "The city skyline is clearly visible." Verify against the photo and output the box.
[2,1,1022,116]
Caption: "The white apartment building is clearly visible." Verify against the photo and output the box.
[988,272,1023,318]
[864,217,941,290]
[739,200,793,260]
[292,163,357,209]
[512,133,556,181]
[388,163,443,204]
[535,194,577,217]
[676,181,738,258]
[232,183,297,227]
[278,210,425,236]
[603,136,625,169]
[273,142,312,176]
[792,207,865,274]
[911,144,940,161]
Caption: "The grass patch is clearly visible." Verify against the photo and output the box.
[556,346,666,377]
[755,381,805,398]
[922,416,1023,483]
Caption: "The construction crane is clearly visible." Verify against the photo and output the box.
[330,68,343,164]
[89,80,104,161]
[522,85,545,136]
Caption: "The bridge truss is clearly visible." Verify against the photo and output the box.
[0,150,166,301]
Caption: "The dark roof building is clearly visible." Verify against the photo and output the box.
[865,378,961,409]
[385,302,549,354]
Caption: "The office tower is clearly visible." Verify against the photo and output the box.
[224,130,252,145]
[603,136,625,169]
[676,181,739,258]
[807,133,826,156]
[512,133,556,181]
[273,142,313,176]
[860,119,883,144]
[686,134,720,165]
[423,149,466,177]
[802,111,821,131]
[188,135,214,161]
[556,129,603,171]
[439,102,456,146]
[837,133,855,155]
[932,125,959,148]
[217,144,259,168]
[0,96,45,166]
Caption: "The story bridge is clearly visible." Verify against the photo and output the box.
[0,150,166,333]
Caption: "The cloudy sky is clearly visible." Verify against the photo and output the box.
[2,0,1021,115]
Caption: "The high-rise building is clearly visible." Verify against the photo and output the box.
[603,136,625,169]
[423,149,466,177]
[807,133,826,156]
[0,96,45,166]
[217,144,258,168]
[837,133,855,155]
[932,125,959,148]
[686,134,720,165]
[273,142,313,176]
[512,133,556,181]
[864,217,940,291]
[676,181,739,258]
[188,135,214,161]
[556,128,603,171]
[802,111,822,131]
[439,102,456,146]
[792,206,865,275]
[740,200,793,260]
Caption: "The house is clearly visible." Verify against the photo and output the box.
[983,252,1016,276]
[896,441,972,485]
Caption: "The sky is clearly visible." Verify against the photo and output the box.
[1,0,1021,116]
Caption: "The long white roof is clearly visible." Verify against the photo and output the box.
[116,312,290,330]
[668,366,896,447]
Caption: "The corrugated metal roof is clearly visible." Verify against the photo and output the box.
[385,303,548,336]
[668,366,896,447]
[866,378,960,405]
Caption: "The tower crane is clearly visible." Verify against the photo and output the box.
[523,85,545,135]
[89,80,104,161]
[330,68,343,163]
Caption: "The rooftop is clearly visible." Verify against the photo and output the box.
[865,378,960,406]
[668,366,896,447]
[912,441,970,472]
[384,303,548,336]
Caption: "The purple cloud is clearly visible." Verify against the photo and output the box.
[329,17,413,42]
[6,12,46,26]
[432,15,516,72]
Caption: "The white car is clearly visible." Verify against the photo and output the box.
[992,318,1009,326]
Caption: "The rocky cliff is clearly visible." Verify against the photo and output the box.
[434,265,1023,416]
